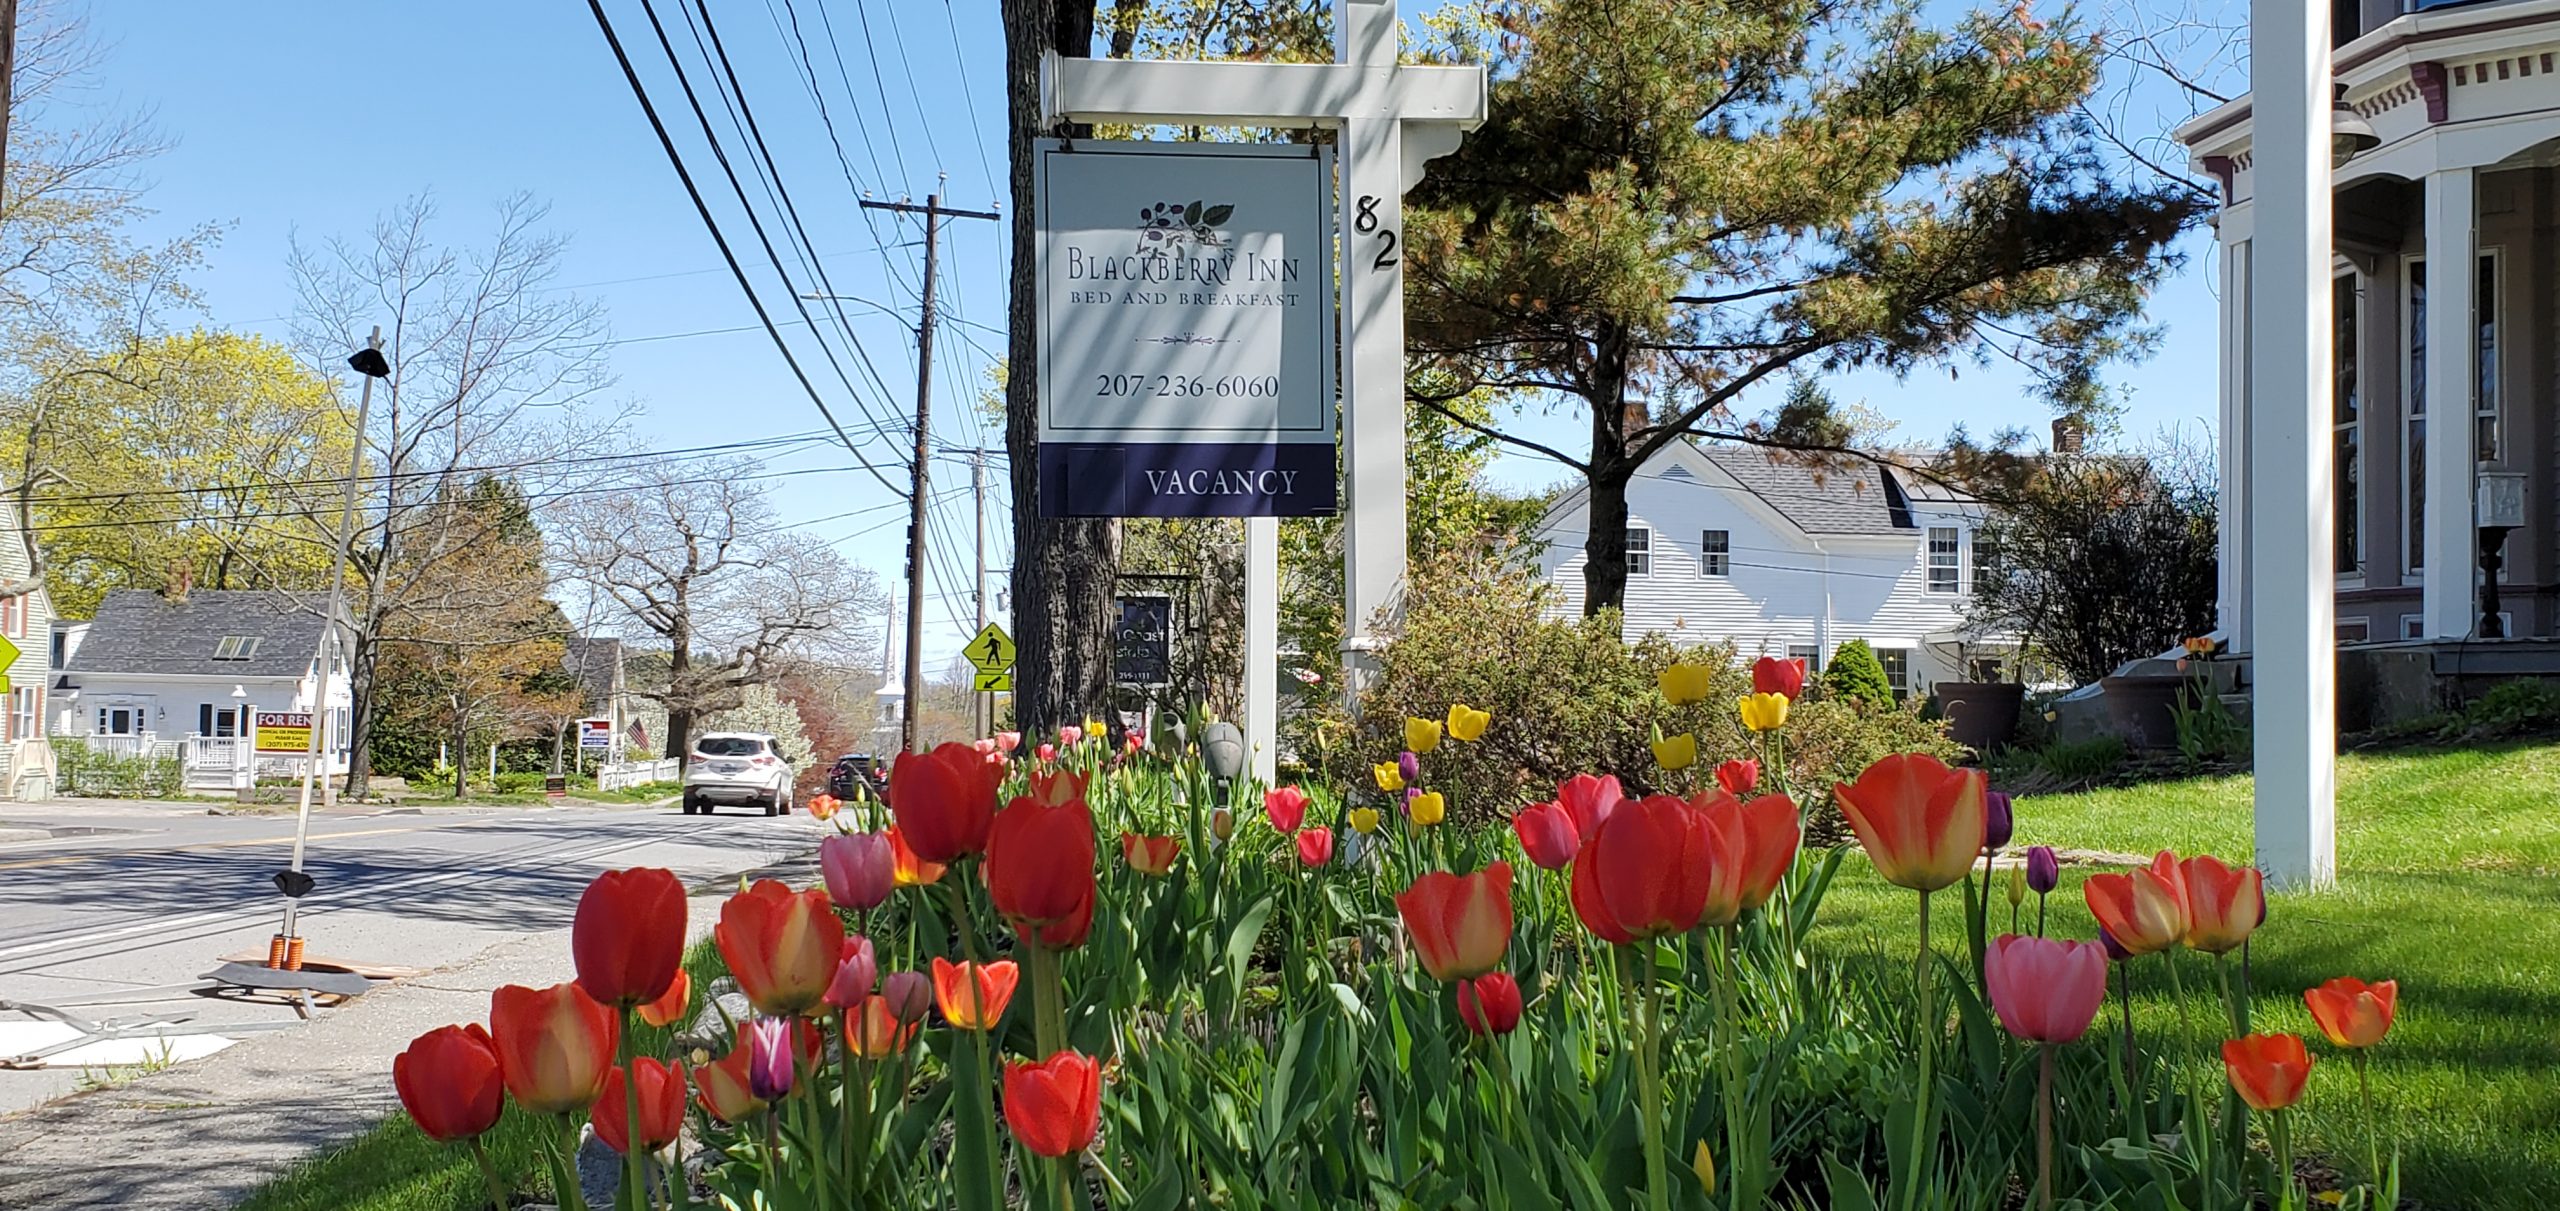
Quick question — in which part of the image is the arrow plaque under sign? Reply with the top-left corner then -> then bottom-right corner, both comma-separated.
972,670 -> 1014,693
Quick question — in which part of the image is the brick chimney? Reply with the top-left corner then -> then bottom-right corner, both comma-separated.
2051,417 -> 2085,453
162,562 -> 193,605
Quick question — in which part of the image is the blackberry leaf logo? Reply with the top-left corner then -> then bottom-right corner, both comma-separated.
1139,199 -> 1235,248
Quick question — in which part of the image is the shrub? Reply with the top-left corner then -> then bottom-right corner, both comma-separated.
1823,639 -> 1895,707
1316,552 -> 1956,827
2465,678 -> 2560,734
50,739 -> 184,799
1967,449 -> 2218,686
2031,735 -> 2126,784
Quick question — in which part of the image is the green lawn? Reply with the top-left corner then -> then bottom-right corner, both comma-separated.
1809,741 -> 2560,1211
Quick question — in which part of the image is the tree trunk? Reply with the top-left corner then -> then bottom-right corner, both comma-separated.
343,632 -> 380,799
1579,327 -> 1638,618
452,699 -> 468,799
1004,0 -> 1120,738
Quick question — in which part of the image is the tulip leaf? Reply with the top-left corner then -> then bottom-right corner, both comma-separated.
1225,893 -> 1278,1007
1130,1167 -> 1184,1211
1822,1155 -> 1884,1211
1328,981 -> 1372,1025
945,1039 -> 1003,1211
1488,1137 -> 1562,1211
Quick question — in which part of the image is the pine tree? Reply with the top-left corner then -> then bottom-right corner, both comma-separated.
1824,640 -> 1896,708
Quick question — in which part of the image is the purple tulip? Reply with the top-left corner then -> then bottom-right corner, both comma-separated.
819,832 -> 895,911
2026,845 -> 2060,895
2097,927 -> 2132,963
1983,790 -> 2015,853
881,970 -> 933,1025
744,1018 -> 795,1100
1398,750 -> 1421,785
824,935 -> 877,1010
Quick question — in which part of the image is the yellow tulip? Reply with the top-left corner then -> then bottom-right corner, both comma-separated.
1651,732 -> 1697,771
1691,1140 -> 1717,1195
1657,663 -> 1712,706
1738,692 -> 1791,732
1348,807 -> 1381,834
1404,716 -> 1443,754
1372,762 -> 1405,793
1409,791 -> 1446,827
1445,703 -> 1491,742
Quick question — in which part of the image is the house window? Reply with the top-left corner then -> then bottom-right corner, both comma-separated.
1787,643 -> 1819,672
2476,252 -> 2500,463
2333,272 -> 2361,572
1926,528 -> 1960,593
1699,530 -> 1730,577
2400,614 -> 2424,641
212,636 -> 262,661
12,688 -> 35,743
97,706 -> 140,736
2404,252 -> 2501,574
1875,648 -> 1912,697
1624,527 -> 1651,576
1972,535 -> 2002,596
2337,618 -> 2371,644
1,595 -> 20,639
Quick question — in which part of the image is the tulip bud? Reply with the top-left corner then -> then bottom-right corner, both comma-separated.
881,970 -> 933,1024
2026,845 -> 2060,894
2006,861 -> 2027,908
1210,808 -> 1235,840
1398,750 -> 1421,785
2097,927 -> 2132,963
825,936 -> 878,1010
744,1018 -> 794,1100
1983,790 -> 2015,853
1691,1140 -> 1717,1196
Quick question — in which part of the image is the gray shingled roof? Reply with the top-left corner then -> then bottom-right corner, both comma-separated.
63,590 -> 333,678
1699,446 -> 1916,535
561,636 -> 623,707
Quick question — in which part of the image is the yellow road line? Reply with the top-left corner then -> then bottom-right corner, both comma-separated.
0,820 -> 491,872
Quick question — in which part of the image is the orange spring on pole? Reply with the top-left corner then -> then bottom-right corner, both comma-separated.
266,934 -> 291,969
284,936 -> 307,972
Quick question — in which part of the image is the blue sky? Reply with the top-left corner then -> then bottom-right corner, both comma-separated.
80,1 -> 2220,674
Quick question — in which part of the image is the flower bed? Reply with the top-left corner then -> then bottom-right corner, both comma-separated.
389,659 -> 2411,1211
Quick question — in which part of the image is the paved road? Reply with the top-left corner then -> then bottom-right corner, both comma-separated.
0,796 -> 823,1116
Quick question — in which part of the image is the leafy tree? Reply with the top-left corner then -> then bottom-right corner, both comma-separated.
708,683 -> 815,770
1404,0 -> 2201,617
1823,639 -> 1896,707
1966,450 -> 2216,685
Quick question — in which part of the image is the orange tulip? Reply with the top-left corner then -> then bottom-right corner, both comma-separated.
571,866 -> 687,1009
1569,794 -> 1736,943
695,1043 -> 765,1122
593,1057 -> 687,1155
1833,754 -> 1987,893
889,741 -> 1005,862
636,968 -> 692,1029
2222,1033 -> 2313,1111
845,993 -> 917,1059
2081,851 -> 2192,957
2303,977 -> 2397,1049
393,1023 -> 504,1142
488,982 -> 619,1115
1395,862 -> 1514,981
932,957 -> 1019,1031
887,825 -> 948,887
986,792 -> 1097,933
1696,792 -> 1801,911
1121,833 -> 1182,875
2180,854 -> 2264,954
1003,1050 -> 1103,1158
716,879 -> 845,1017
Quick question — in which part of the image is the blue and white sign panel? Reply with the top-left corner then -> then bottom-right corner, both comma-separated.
1035,140 -> 1337,517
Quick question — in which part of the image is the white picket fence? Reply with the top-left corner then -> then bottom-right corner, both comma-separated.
596,758 -> 682,791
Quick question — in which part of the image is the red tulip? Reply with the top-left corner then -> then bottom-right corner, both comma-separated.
2180,854 -> 2264,954
1030,886 -> 1097,950
593,1057 -> 687,1155
1752,655 -> 1808,700
1695,792 -> 1800,911
2082,851 -> 2191,957
932,957 -> 1019,1031
2303,977 -> 2397,1049
1457,972 -> 1523,1036
572,867 -> 687,1009
636,968 -> 692,1029
1713,758 -> 1759,797
1554,773 -> 1622,840
820,832 -> 896,911
694,1043 -> 766,1122
2222,1033 -> 2314,1111
1265,786 -> 1310,833
393,1024 -> 503,1142
1510,800 -> 1580,870
716,879 -> 845,1017
1003,1050 -> 1103,1158
1833,754 -> 1987,893
845,993 -> 918,1059
1395,862 -> 1514,981
1121,833 -> 1182,875
1294,826 -> 1335,867
1985,935 -> 2109,1043
488,982 -> 618,1115
889,741 -> 1005,862
987,791 -> 1097,936
1569,794 -> 1734,943
1029,769 -> 1085,807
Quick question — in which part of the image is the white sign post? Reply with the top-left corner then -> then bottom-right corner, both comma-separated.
1043,0 -> 1488,783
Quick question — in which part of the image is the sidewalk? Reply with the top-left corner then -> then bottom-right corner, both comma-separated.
0,879 -> 755,1211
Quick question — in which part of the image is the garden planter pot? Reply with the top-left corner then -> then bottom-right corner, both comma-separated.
2099,675 -> 2184,749
1932,682 -> 2025,754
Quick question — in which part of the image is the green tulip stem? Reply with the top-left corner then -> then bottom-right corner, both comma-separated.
2272,1107 -> 2296,1204
842,1019 -> 864,1203
467,1136 -> 511,1211
2035,1043 -> 2056,1211
1031,941 -> 1068,1058
1084,1150 -> 1134,1203
1904,889 -> 1937,1211
798,1047 -> 833,1210
620,1007 -> 645,1211
2161,953 -> 2214,1189
1633,946 -> 1670,1211
2355,1050 -> 2383,1194
554,1113 -> 590,1211
946,863 -> 983,964
2035,892 -> 2047,940
2216,952 -> 2247,1037
1715,925 -> 1757,1211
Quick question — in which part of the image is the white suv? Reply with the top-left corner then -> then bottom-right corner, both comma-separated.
682,733 -> 795,816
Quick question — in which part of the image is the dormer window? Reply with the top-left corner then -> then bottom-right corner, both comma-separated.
212,636 -> 262,661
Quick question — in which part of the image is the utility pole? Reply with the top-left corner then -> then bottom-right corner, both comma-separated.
971,447 -> 989,738
860,191 -> 999,754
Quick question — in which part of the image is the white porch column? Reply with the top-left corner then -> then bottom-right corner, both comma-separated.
2246,0 -> 2337,888
2421,168 -> 2478,637
2220,235 -> 2253,649
1244,514 -> 1279,786
1336,0 -> 1408,703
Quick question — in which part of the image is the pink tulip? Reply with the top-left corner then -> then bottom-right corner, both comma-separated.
973,737 -> 998,755
1059,726 -> 1083,748
995,731 -> 1022,754
1985,934 -> 2109,1044
1036,743 -> 1057,763
1510,801 -> 1579,870
1265,786 -> 1310,833
819,832 -> 895,912
1554,773 -> 1622,841
824,935 -> 878,1010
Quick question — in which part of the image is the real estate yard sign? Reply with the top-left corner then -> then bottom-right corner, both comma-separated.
253,711 -> 314,755
1035,140 -> 1337,518
578,718 -> 614,751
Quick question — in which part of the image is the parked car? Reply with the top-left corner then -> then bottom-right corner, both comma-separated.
683,732 -> 794,816
827,753 -> 885,801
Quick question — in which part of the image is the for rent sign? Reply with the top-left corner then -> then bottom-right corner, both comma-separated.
253,711 -> 315,755
1035,140 -> 1337,518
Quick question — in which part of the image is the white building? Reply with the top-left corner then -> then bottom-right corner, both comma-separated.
0,526 -> 57,800
1534,442 -> 2010,697
53,589 -> 353,789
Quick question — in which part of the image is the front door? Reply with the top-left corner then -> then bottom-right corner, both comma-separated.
98,706 -> 140,736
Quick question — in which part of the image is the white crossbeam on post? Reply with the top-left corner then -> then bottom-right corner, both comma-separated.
1044,0 -> 1488,758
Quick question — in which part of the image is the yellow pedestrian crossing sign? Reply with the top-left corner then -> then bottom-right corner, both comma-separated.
0,632 -> 19,694
965,623 -> 1015,675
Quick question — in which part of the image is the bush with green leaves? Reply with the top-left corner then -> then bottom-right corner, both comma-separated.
1822,639 -> 1896,707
